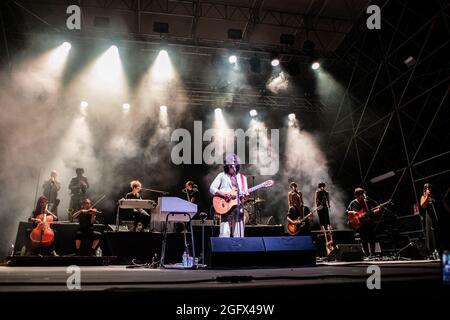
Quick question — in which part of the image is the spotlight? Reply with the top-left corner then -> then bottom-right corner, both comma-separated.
288,113 -> 296,120
62,42 -> 71,50
249,109 -> 257,117
110,45 -> 118,52
160,105 -> 167,112
80,101 -> 89,108
228,55 -> 237,64
311,62 -> 320,70
122,103 -> 130,113
270,52 -> 280,67
215,108 -> 222,115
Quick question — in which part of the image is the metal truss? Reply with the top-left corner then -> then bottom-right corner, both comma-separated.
10,0 -> 359,54
326,0 -> 450,213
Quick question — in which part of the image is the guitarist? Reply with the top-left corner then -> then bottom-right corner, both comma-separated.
210,154 -> 249,238
346,188 -> 380,257
287,182 -> 311,235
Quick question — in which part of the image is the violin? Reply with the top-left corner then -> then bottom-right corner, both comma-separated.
30,205 -> 55,247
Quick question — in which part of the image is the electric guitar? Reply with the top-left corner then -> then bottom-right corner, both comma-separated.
346,200 -> 392,229
287,205 -> 323,235
213,180 -> 274,215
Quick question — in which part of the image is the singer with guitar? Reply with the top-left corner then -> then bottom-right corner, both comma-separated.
72,198 -> 102,256
346,188 -> 383,257
287,182 -> 312,236
210,154 -> 250,238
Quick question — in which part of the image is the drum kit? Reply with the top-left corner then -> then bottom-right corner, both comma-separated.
243,197 -> 265,225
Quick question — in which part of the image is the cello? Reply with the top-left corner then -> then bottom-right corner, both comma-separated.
30,203 -> 55,247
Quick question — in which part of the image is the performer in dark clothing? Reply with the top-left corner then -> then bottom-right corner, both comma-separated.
346,187 -> 381,257
315,182 -> 331,230
287,182 -> 311,235
68,168 -> 89,220
125,180 -> 150,232
184,181 -> 199,205
183,181 -> 200,219
42,170 -> 61,216
420,183 -> 450,253
72,198 -> 102,256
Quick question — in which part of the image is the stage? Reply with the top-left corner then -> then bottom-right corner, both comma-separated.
0,260 -> 446,296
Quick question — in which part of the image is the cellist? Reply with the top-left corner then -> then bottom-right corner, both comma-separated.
29,196 -> 58,256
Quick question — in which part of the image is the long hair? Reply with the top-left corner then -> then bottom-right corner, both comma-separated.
223,154 -> 240,173
33,196 -> 48,216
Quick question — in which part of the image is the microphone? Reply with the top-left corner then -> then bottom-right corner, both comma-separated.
181,188 -> 187,192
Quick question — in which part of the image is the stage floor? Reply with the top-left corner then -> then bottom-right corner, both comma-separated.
0,259 -> 444,292
1,259 -> 448,316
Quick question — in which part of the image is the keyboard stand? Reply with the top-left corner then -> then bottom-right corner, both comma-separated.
160,213 -> 195,268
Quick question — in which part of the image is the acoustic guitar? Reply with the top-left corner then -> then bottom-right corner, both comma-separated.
213,180 -> 274,215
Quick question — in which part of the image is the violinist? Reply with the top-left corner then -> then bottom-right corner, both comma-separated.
68,168 -> 89,220
72,198 -> 102,256
29,196 -> 58,256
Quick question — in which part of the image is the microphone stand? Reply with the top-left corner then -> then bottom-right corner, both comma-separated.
141,187 -> 169,195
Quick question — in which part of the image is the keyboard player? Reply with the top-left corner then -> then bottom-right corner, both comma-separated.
125,180 -> 150,231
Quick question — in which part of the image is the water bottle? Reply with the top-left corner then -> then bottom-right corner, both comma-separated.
96,247 -> 102,257
182,250 -> 188,267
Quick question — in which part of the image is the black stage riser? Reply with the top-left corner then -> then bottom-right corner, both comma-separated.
13,222 -> 285,265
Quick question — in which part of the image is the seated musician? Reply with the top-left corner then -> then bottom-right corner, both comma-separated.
72,199 -> 102,256
287,182 -> 312,235
346,188 -> 380,257
29,196 -> 58,256
125,180 -> 149,232
184,180 -> 200,219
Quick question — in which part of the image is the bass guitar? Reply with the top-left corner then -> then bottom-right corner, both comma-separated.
346,200 -> 392,229
213,180 -> 274,215
287,205 -> 323,235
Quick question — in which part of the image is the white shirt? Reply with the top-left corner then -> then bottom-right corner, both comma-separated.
209,172 -> 248,195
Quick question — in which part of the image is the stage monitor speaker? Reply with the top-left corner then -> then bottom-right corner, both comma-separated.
263,236 -> 316,267
210,236 -> 315,268
328,244 -> 364,262
210,237 -> 265,268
